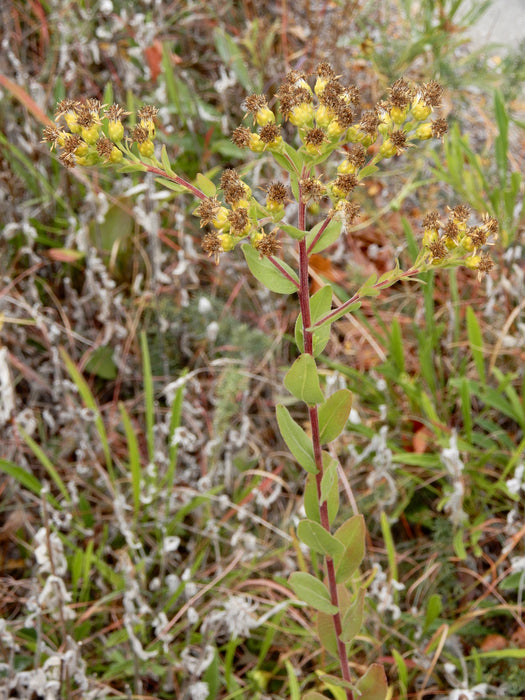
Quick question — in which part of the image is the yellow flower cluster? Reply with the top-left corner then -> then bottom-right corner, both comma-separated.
196,169 -> 282,262
232,65 -> 447,169
42,99 -> 158,168
421,206 -> 498,278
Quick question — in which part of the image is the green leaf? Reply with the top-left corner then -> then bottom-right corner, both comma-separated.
242,244 -> 299,294
354,664 -> 388,700
289,572 -> 337,614
302,693 -> 329,700
195,172 -> 216,198
284,354 -> 324,405
466,305 -> 485,384
119,403 -> 141,517
309,300 -> 362,331
213,28 -> 254,92
318,389 -> 352,443
304,473 -> 320,523
295,285 -> 332,357
358,163 -> 380,179
424,593 -> 442,632
285,659 -> 301,700
60,347 -> 115,483
276,404 -> 318,474
340,588 -> 365,642
320,457 -> 338,505
280,223 -> 307,240
321,454 -> 340,525
85,345 -> 118,380
18,427 -> 71,503
334,515 -> 365,583
306,218 -> 343,254
154,176 -> 187,193
160,145 -> 176,176
0,459 -> 58,508
297,519 -> 345,559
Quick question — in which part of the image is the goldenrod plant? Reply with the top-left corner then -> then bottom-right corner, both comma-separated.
43,64 -> 497,699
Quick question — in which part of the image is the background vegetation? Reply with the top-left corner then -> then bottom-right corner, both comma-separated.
1,1 -> 524,698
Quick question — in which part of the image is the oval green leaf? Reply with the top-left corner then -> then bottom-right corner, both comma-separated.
340,588 -> 365,643
276,404 -> 318,474
242,244 -> 299,294
318,389 -> 352,444
354,664 -> 388,700
284,354 -> 324,405
334,515 -> 365,583
297,519 -> 345,560
289,572 -> 338,614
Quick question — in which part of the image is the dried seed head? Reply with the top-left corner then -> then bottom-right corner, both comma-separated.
259,122 -> 281,144
359,110 -> 379,135
304,127 -> 326,148
254,230 -> 280,258
450,204 -> 471,223
195,198 -> 222,227
202,231 -> 223,263
422,211 -> 441,230
96,136 -> 115,160
427,238 -> 448,260
333,173 -> 358,197
300,177 -> 325,203
54,99 -> 80,120
421,80 -> 443,107
389,78 -> 413,108
105,103 -> 130,122
59,151 -> 76,169
390,130 -> 408,153
443,219 -> 460,242
231,126 -> 252,148
221,169 -> 247,205
137,105 -> 159,121
227,207 -> 250,234
266,182 -> 288,205
431,118 -> 448,139
132,125 -> 150,143
61,133 -> 83,154
345,144 -> 366,169
41,125 -> 64,147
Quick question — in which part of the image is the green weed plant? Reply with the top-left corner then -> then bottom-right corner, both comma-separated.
39,63 -> 501,699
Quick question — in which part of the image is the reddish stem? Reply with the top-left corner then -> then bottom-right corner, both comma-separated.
297,180 -> 354,699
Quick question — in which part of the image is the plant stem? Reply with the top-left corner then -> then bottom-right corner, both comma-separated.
297,183 -> 354,699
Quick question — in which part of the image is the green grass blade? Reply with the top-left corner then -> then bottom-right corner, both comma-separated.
0,459 -> 59,509
119,402 -> 142,517
60,347 -> 115,484
18,427 -> 71,503
140,332 -> 155,463
466,306 -> 485,384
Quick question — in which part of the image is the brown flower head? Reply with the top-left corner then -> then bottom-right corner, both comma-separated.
231,126 -> 252,149
105,104 -> 130,122
131,125 -> 150,144
266,182 -> 288,205
389,78 -> 413,109
431,118 -> 448,139
333,173 -> 358,196
254,230 -> 280,258
227,207 -> 250,235
195,197 -> 222,227
421,80 -> 443,107
96,136 -> 115,161
259,123 -> 281,145
202,231 -> 223,263
221,169 -> 247,206
300,176 -> 325,203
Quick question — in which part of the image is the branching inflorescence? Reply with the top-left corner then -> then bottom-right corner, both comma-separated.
43,64 -> 498,700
